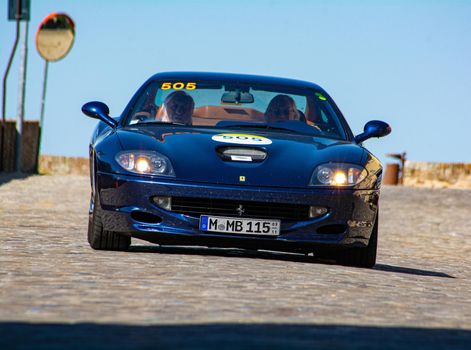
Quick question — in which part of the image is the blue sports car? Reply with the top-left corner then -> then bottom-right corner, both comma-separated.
82,72 -> 390,268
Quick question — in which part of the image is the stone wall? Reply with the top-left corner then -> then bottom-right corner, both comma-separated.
403,161 -> 471,189
0,120 -> 40,172
39,155 -> 89,175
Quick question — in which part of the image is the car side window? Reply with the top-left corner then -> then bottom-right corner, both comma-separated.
317,103 -> 345,139
128,84 -> 160,124
320,109 -> 329,123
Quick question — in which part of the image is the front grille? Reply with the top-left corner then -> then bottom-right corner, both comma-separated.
171,196 -> 309,221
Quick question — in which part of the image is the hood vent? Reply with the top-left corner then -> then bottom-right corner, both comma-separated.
217,147 -> 267,162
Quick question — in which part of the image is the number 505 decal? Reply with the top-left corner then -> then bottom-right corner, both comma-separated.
161,82 -> 196,90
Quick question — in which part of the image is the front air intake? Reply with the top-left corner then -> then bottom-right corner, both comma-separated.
171,196 -> 309,221
316,224 -> 348,234
217,147 -> 267,162
131,210 -> 162,224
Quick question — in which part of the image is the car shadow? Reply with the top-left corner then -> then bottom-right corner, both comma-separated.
373,264 -> 454,278
0,172 -> 32,186
128,245 -> 454,278
1,322 -> 470,350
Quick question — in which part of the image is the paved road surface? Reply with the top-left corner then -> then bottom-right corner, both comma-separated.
0,175 -> 470,349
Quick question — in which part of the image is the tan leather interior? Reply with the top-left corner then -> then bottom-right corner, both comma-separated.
155,105 -> 265,126
152,97 -> 320,127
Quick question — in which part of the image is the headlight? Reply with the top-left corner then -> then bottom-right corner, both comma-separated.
310,163 -> 367,186
115,151 -> 175,176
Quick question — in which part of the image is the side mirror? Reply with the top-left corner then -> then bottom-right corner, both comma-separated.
354,120 -> 391,144
82,101 -> 118,128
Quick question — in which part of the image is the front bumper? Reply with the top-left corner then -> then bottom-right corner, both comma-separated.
96,172 -> 379,252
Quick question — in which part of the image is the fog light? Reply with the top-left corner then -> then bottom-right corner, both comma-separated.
309,206 -> 328,218
152,196 -> 172,210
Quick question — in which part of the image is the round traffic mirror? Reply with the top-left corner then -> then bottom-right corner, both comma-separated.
36,13 -> 75,62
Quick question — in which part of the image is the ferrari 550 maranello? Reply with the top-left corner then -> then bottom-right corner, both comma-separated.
82,72 -> 391,268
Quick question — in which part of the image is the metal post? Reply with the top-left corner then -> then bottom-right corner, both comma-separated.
15,19 -> 29,172
37,60 -> 49,169
39,61 -> 49,129
399,152 -> 407,185
1,14 -> 21,171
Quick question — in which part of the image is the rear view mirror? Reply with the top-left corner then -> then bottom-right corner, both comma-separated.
221,91 -> 254,104
240,92 -> 254,103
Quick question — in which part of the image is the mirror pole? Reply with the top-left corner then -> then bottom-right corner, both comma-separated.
36,59 -> 49,172
15,19 -> 29,172
39,60 -> 48,130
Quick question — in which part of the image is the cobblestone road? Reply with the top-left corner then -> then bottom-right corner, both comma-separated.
0,175 -> 470,348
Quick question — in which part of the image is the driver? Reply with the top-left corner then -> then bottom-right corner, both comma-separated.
265,94 -> 300,123
161,91 -> 195,125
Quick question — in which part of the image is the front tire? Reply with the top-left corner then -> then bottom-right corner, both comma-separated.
88,193 -> 131,251
335,213 -> 378,268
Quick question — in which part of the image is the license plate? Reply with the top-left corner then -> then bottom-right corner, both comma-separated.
199,215 -> 280,236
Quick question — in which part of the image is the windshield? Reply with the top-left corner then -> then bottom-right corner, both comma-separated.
124,79 -> 347,139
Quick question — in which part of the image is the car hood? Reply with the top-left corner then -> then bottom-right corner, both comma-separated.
116,126 -> 365,188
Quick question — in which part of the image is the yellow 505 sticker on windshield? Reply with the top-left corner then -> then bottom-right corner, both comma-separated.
212,133 -> 272,145
161,82 -> 196,90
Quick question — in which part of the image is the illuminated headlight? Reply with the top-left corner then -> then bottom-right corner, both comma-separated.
115,151 -> 175,176
310,163 -> 367,186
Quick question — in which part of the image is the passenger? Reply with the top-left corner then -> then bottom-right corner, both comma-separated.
265,94 -> 300,123
162,91 -> 194,125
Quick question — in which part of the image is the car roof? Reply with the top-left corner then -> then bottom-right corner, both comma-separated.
148,71 -> 325,91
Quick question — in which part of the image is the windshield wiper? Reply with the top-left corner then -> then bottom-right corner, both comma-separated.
220,122 -> 297,132
132,121 -> 187,126
218,121 -> 320,136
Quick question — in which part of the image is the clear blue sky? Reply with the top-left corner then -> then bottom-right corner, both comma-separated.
1,0 -> 470,162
